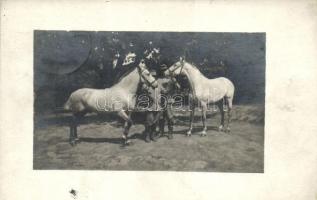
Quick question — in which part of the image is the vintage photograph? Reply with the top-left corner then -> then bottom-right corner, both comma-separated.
33,31 -> 265,172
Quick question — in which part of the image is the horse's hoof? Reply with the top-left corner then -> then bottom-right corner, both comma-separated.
151,133 -> 160,142
168,134 -> 173,140
151,137 -> 158,142
218,126 -> 224,132
121,139 -> 133,147
225,128 -> 231,133
145,137 -> 151,143
200,131 -> 207,137
70,140 -> 77,146
186,131 -> 192,137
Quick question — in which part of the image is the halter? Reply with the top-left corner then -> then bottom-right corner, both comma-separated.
167,59 -> 185,76
137,60 -> 158,89
166,59 -> 197,101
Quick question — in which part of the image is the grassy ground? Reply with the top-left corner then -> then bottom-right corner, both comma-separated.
33,104 -> 264,172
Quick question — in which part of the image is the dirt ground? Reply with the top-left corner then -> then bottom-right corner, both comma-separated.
33,105 -> 264,172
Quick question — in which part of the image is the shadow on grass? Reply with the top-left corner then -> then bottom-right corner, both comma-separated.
172,126 -> 219,135
79,137 -> 123,144
76,125 -> 221,145
174,112 -> 219,123
78,131 -> 146,145
34,113 -> 121,128
34,112 -> 154,129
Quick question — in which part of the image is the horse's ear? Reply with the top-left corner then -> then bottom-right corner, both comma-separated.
139,59 -> 146,68
180,56 -> 185,63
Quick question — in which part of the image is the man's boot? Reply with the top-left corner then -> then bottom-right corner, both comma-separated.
144,127 -> 151,143
167,124 -> 173,140
150,126 -> 158,142
167,130 -> 173,140
158,119 -> 165,137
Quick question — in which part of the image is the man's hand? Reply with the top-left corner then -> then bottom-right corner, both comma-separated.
172,77 -> 181,89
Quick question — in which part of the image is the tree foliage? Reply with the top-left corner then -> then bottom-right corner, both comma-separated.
34,31 -> 265,112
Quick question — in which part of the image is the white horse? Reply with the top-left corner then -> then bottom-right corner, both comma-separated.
164,58 -> 235,136
64,60 -> 159,145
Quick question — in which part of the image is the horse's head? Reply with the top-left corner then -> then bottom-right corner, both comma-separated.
164,57 -> 185,77
138,59 -> 158,88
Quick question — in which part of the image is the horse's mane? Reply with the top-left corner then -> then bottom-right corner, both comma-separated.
180,61 -> 203,76
185,61 -> 200,71
113,66 -> 137,85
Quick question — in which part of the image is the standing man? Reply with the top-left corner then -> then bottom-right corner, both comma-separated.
143,41 -> 162,111
157,64 -> 180,139
144,41 -> 161,76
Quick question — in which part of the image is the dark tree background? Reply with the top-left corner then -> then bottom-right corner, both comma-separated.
34,31 -> 265,113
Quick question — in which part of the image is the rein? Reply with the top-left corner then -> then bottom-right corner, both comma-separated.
168,60 -> 185,76
137,64 -> 157,89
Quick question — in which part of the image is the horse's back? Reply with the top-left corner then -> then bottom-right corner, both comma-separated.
69,88 -> 96,101
64,88 -> 97,112
217,77 -> 234,87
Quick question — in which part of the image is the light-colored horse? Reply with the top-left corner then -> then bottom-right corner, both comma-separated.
164,58 -> 235,136
64,60 -> 159,145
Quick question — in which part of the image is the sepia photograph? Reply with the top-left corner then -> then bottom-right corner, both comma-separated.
33,31 -> 265,172
2,1 -> 317,200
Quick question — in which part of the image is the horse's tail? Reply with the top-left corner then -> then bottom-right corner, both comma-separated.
63,97 -> 72,111
218,77 -> 234,111
224,78 -> 235,109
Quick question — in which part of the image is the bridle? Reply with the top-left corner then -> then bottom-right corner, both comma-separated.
166,59 -> 196,98
137,60 -> 158,89
163,60 -> 186,91
167,59 -> 185,76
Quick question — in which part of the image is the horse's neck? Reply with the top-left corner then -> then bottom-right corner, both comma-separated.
183,63 -> 206,90
113,68 -> 140,94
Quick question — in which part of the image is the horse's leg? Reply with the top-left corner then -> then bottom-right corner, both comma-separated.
200,103 -> 207,137
144,124 -> 151,143
158,112 -> 166,137
73,116 -> 78,141
69,114 -> 79,146
123,120 -> 132,144
150,123 -> 158,142
167,118 -> 174,140
217,101 -> 225,132
73,111 -> 87,141
144,112 -> 153,143
187,104 -> 195,136
123,111 -> 133,143
150,111 -> 161,142
69,116 -> 75,145
225,97 -> 233,133
118,110 -> 133,145
118,110 -> 133,124
167,105 -> 174,139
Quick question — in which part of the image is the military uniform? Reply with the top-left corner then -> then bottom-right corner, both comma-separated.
135,43 -> 161,142
141,43 -> 179,141
142,44 -> 162,111
157,65 -> 179,139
